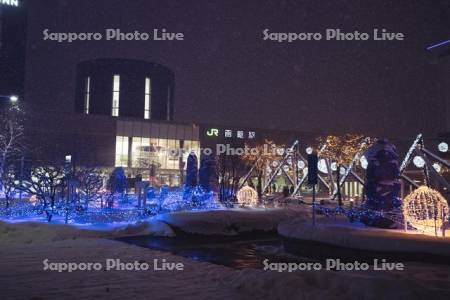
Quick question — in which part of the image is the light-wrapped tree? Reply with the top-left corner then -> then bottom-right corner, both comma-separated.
318,134 -> 371,206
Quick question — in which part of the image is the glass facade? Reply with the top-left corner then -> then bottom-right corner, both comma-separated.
115,120 -> 200,187
112,75 -> 120,116
115,136 -> 129,167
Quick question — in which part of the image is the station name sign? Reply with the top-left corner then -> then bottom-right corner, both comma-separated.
206,128 -> 256,140
0,0 -> 19,7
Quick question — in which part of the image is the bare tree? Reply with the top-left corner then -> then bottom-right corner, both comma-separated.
216,153 -> 246,205
74,167 -> 104,210
0,105 -> 24,208
242,140 -> 283,200
1,166 -> 18,209
20,165 -> 65,221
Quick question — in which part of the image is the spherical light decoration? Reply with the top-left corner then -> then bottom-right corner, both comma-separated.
283,165 -> 290,172
403,186 -> 449,236
433,163 -> 441,173
330,162 -> 337,171
339,167 -> 346,175
237,185 -> 259,207
276,148 -> 285,156
306,147 -> 313,155
438,142 -> 448,153
318,159 -> 328,174
271,161 -> 279,168
413,156 -> 425,168
297,161 -> 306,169
277,170 -> 282,176
360,155 -> 368,169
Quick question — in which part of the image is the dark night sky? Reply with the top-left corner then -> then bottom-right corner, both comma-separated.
25,0 -> 450,139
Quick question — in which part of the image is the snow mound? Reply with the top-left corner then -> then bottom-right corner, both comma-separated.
278,218 -> 450,257
112,219 -> 175,238
0,219 -> 174,245
158,208 -> 301,236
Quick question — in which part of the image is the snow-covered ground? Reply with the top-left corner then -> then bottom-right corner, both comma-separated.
278,216 -> 450,257
1,220 -> 450,299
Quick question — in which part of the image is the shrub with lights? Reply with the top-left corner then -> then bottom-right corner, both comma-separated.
362,139 -> 402,228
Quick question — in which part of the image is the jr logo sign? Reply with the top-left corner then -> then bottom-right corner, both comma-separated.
206,128 -> 219,137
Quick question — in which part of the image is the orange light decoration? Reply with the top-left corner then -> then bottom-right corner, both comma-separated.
403,186 -> 449,236
237,185 -> 258,207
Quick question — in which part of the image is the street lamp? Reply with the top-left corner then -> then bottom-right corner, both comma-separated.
0,95 -> 19,103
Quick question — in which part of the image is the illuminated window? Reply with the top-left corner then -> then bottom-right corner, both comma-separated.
132,137 -> 151,168
115,136 -> 129,167
112,75 -> 120,117
84,77 -> 91,114
144,77 -> 151,119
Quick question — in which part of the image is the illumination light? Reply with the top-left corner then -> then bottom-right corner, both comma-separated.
330,162 -> 337,171
403,186 -> 449,236
413,156 -> 425,168
438,142 -> 448,153
306,147 -> 313,155
297,161 -> 306,169
318,159 -> 328,174
237,185 -> 258,207
9,95 -> 19,102
433,163 -> 441,173
360,156 -> 368,169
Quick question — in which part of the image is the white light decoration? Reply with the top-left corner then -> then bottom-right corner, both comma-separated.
237,185 -> 258,207
339,166 -> 346,175
413,156 -> 425,168
330,162 -> 337,171
271,161 -> 279,168
297,160 -> 306,169
283,165 -> 290,172
438,142 -> 448,153
433,163 -> 441,173
360,155 -> 368,169
318,159 -> 328,174
276,148 -> 285,156
277,169 -> 282,176
403,186 -> 449,236
306,147 -> 313,155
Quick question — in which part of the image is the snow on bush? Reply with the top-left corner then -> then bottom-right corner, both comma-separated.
158,208 -> 302,236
